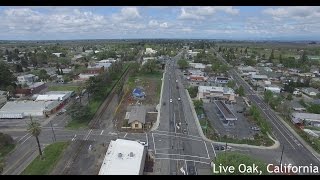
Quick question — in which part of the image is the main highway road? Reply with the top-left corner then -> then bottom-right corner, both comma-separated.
214,49 -> 320,166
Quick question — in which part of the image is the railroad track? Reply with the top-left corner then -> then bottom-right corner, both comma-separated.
89,65 -> 131,129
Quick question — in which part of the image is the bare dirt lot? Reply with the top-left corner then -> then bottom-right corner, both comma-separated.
114,73 -> 162,132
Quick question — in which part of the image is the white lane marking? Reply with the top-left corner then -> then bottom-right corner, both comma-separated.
100,130 -> 104,135
204,141 -> 210,159
184,160 -> 188,175
211,143 -> 217,159
154,157 -> 210,165
153,132 -> 203,142
152,133 -> 157,154
180,167 -> 186,175
124,133 -> 127,138
153,130 -> 202,139
84,129 -> 93,141
21,135 -> 32,145
155,152 -> 210,160
71,134 -> 77,141
18,133 -> 29,143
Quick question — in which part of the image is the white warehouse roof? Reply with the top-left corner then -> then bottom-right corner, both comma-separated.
0,101 -> 60,118
99,139 -> 146,175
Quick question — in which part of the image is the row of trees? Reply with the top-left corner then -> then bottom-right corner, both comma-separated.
248,105 -> 271,135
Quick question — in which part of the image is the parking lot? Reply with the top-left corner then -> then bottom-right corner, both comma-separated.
203,96 -> 257,139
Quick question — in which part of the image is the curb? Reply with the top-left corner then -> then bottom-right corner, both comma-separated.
151,70 -> 165,132
185,89 -> 280,150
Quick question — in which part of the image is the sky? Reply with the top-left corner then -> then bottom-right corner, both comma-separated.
0,6 -> 320,40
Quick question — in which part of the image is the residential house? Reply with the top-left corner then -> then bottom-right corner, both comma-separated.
128,106 -> 146,130
290,101 -> 306,112
251,74 -> 268,81
238,66 -> 259,76
17,74 -> 38,85
291,112 -> 320,127
301,87 -> 320,96
197,86 -> 235,103
188,70 -> 204,76
15,82 -> 46,97
264,86 -> 281,94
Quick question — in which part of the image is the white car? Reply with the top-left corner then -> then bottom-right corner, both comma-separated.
178,98 -> 181,101
176,80 -> 178,83
170,99 -> 173,103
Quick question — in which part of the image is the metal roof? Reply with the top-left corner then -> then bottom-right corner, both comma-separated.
214,100 -> 237,121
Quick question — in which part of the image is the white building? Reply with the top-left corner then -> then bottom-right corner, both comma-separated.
238,66 -> 259,76
98,139 -> 146,175
145,48 -> 157,55
0,100 -> 60,119
17,74 -> 38,85
189,63 -> 206,70
36,91 -> 73,102
87,61 -> 112,70
264,86 -> 281,94
142,57 -> 156,66
78,73 -> 98,80
52,53 -> 63,57
197,86 -> 235,102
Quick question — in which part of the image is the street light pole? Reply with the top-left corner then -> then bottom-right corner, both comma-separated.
50,120 -> 56,142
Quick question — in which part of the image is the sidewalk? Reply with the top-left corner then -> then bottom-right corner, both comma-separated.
151,71 -> 165,132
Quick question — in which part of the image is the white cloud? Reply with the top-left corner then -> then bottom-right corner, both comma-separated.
159,22 -> 168,28
148,20 -> 159,27
148,20 -> 169,28
263,6 -> 320,20
112,7 -> 141,22
178,6 -> 239,20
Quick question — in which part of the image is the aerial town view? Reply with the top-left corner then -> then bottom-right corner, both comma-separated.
0,6 -> 320,175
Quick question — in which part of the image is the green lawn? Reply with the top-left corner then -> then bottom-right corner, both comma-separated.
213,152 -> 269,175
304,126 -> 320,131
21,142 -> 69,175
48,85 -> 79,92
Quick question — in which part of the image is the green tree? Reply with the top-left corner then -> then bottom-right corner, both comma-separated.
226,80 -> 236,89
187,86 -> 198,98
142,59 -> 157,73
287,94 -> 293,101
307,104 -> 320,114
67,104 -> 91,122
235,85 -> 245,96
300,51 -> 308,64
193,99 -> 203,111
177,59 -> 189,69
27,116 -> 42,157
0,62 -> 15,89
38,69 -> 50,82
6,85 -> 15,96
279,54 -> 283,64
264,90 -> 273,104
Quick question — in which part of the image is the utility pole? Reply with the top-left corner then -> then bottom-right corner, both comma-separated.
279,145 -> 284,166
50,120 -> 56,142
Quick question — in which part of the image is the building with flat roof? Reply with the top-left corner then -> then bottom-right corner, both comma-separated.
36,91 -> 73,102
197,86 -> 235,103
98,139 -> 146,175
0,100 -> 60,119
214,100 -> 237,122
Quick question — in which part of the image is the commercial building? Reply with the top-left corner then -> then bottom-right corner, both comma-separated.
98,139 -> 146,175
188,69 -> 204,76
189,63 -> 206,70
145,48 -> 157,55
238,66 -> 259,76
15,82 -> 46,97
0,100 -> 60,119
197,86 -> 235,103
215,77 -> 229,85
36,91 -> 73,102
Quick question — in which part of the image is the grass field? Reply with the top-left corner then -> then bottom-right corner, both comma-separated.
21,142 -> 69,175
48,85 -> 79,92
